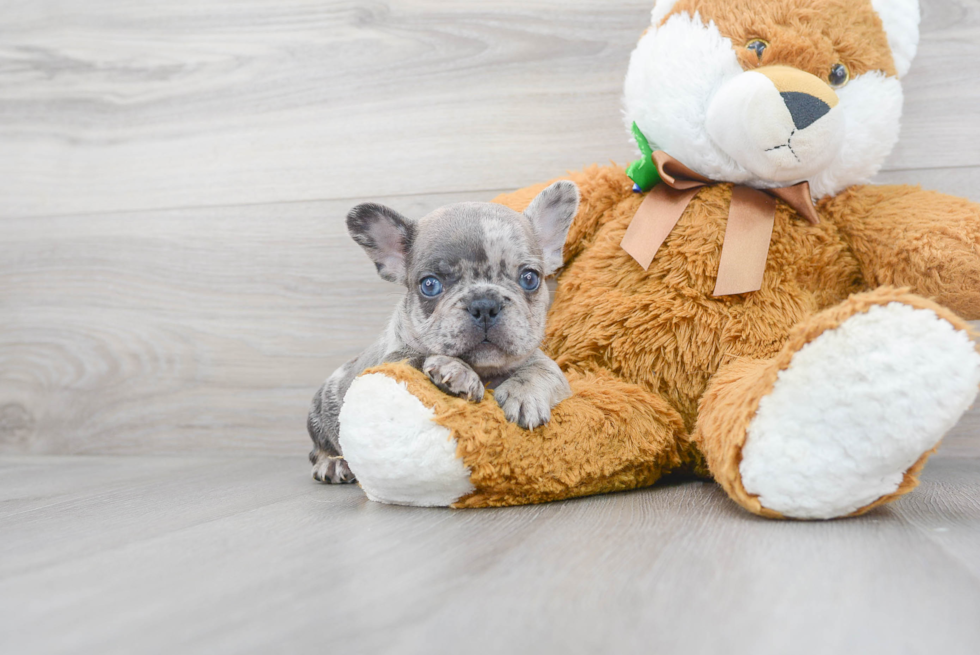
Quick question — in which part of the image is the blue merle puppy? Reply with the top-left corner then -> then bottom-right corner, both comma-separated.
308,181 -> 579,483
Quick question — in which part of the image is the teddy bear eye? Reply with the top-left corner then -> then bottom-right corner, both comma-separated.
828,63 -> 850,88
745,39 -> 768,61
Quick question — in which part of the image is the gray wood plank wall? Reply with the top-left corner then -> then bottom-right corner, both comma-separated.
1,0 -> 979,456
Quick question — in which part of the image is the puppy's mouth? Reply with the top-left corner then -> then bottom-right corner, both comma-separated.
471,337 -> 503,352
462,334 -> 511,360
461,337 -> 526,376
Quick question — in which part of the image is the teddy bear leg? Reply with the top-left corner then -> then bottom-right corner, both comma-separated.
338,363 -> 690,508
694,289 -> 980,519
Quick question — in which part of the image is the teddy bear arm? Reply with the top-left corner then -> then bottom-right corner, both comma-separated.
830,185 -> 980,319
454,367 -> 695,507
339,362 -> 693,507
493,165 -> 633,269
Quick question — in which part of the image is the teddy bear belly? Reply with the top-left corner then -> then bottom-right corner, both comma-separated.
544,188 -> 865,430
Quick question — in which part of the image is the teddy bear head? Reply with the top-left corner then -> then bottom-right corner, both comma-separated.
623,0 -> 919,198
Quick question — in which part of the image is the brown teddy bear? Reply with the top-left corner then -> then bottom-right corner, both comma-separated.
334,0 -> 980,519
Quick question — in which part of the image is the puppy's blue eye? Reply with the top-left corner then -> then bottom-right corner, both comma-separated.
419,276 -> 443,297
519,270 -> 540,291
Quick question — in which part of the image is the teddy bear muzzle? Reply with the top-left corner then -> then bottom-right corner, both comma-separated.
706,64 -> 845,183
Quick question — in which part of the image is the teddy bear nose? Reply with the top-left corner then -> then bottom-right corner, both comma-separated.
467,297 -> 502,328
780,91 -> 831,131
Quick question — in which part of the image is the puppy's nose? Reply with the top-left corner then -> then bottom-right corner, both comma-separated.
467,297 -> 502,328
780,92 -> 831,131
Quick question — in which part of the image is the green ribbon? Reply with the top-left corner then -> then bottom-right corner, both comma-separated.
625,122 -> 662,192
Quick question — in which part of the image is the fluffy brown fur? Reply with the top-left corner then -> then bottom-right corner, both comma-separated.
365,361 -> 695,508
665,0 -> 898,78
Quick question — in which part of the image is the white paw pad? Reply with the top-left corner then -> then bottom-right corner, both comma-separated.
740,303 -> 980,519
338,373 -> 475,507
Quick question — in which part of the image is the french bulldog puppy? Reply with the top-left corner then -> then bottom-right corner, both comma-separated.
308,181 -> 580,483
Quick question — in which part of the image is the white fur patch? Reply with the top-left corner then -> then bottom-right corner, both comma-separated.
807,72 -> 904,199
740,303 -> 980,519
872,0 -> 920,78
623,11 -> 906,199
339,373 -> 475,507
624,13 -> 747,186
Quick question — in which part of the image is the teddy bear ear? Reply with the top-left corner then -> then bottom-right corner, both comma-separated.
871,0 -> 920,78
650,0 -> 681,27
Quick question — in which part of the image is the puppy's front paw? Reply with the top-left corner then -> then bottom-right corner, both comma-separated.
311,454 -> 356,484
493,380 -> 554,430
423,355 -> 485,402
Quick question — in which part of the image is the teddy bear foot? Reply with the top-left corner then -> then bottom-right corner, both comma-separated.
338,372 -> 475,507
738,302 -> 980,519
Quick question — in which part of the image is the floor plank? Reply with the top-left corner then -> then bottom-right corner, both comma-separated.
873,165 -> 980,199
1,455 -> 979,655
940,399 -> 980,459
1,0 -> 978,217
0,190 -> 501,456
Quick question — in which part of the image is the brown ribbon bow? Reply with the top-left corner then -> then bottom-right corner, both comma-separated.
620,151 -> 820,296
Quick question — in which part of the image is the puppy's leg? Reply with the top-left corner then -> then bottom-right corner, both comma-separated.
494,350 -> 571,429
308,343 -> 423,483
310,450 -> 356,484
307,363 -> 357,484
423,355 -> 485,402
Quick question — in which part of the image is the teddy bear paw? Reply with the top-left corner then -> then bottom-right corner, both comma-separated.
739,302 -> 980,519
338,372 -> 475,506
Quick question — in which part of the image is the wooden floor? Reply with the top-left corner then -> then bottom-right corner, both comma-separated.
2,1 -> 980,653
0,455 -> 979,655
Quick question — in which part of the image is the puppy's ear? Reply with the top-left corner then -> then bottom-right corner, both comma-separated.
346,203 -> 415,284
523,181 -> 580,275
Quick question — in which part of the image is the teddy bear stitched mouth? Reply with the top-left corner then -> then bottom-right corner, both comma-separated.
703,68 -> 845,183
765,129 -> 801,163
